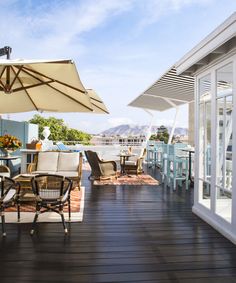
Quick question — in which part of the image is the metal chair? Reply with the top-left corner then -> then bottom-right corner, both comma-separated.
0,176 -> 20,236
166,144 -> 189,190
146,142 -> 156,168
30,174 -> 73,235
159,144 -> 169,182
146,141 -> 164,168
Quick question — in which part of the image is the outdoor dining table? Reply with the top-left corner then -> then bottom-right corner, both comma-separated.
0,155 -> 21,168
180,147 -> 195,185
117,153 -> 136,175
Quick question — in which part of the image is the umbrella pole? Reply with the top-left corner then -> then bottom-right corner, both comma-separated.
0,46 -> 12,58
0,46 -> 12,92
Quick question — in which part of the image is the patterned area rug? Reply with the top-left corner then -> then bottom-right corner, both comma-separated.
4,186 -> 85,223
93,174 -> 159,186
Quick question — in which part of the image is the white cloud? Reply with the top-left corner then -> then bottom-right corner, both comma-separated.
0,0 -> 134,58
138,0 -> 212,27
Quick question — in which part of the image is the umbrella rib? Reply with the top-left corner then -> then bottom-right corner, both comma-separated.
14,66 -> 93,111
12,80 -> 54,92
90,97 -> 103,103
11,67 -> 39,111
0,66 -> 6,89
91,102 -> 109,114
9,66 -> 23,90
21,66 -> 86,94
48,84 -> 94,111
0,66 -> 6,80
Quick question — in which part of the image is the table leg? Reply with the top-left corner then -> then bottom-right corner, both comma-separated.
188,152 -> 194,186
120,156 -> 125,175
188,151 -> 191,181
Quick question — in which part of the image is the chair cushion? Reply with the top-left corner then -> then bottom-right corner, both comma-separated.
3,188 -> 16,203
0,172 -> 10,178
39,190 -> 60,200
37,152 -> 59,172
125,160 -> 136,165
56,171 -> 78,178
57,152 -> 80,172
128,148 -> 144,162
32,171 -> 57,175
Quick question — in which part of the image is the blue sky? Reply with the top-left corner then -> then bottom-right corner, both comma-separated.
0,0 -> 236,133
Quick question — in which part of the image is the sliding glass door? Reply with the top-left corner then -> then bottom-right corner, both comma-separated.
198,74 -> 212,209
215,63 -> 233,223
196,57 -> 234,225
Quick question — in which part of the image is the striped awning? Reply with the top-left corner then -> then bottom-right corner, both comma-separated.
128,66 -> 194,111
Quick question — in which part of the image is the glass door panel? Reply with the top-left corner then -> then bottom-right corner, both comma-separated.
215,63 -> 233,223
198,74 -> 211,208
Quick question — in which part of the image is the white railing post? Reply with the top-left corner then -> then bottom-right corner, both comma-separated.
168,106 -> 180,144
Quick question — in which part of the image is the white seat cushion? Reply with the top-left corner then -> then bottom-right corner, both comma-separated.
57,152 -> 80,172
128,148 -> 144,162
0,172 -> 10,178
3,188 -> 16,203
56,171 -> 78,178
37,152 -> 59,172
32,171 -> 57,175
125,160 -> 136,165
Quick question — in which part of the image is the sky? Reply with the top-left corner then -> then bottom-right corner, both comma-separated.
0,0 -> 236,134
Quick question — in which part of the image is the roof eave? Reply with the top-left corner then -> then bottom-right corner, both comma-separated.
176,12 -> 236,76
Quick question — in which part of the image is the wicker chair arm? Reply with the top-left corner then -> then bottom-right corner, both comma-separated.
100,161 -> 117,174
100,160 -> 117,169
27,163 -> 37,173
0,165 -> 10,173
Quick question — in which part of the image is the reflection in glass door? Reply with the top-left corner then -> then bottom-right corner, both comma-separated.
198,74 -> 211,209
215,63 -> 233,223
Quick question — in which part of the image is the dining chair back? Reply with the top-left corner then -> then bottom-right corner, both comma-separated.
30,174 -> 73,235
166,144 -> 189,190
0,176 -> 20,236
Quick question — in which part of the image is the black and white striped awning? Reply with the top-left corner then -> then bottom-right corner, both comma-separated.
128,66 -> 194,111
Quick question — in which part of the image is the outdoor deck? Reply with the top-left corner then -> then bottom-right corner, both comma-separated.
1,166 -> 236,283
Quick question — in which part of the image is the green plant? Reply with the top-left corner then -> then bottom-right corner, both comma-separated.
29,114 -> 92,144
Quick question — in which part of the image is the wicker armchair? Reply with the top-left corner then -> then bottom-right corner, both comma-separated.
84,150 -> 117,180
124,148 -> 147,175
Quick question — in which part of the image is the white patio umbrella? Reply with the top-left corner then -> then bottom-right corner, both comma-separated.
0,58 -> 94,113
86,89 -> 109,114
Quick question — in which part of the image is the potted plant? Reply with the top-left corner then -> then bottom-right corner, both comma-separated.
0,134 -> 22,156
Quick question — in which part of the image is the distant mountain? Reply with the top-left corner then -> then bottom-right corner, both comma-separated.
100,124 -> 188,136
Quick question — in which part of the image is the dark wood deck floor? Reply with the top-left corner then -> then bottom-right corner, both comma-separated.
1,166 -> 236,283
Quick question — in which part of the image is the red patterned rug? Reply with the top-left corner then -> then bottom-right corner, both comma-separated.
5,187 -> 84,223
93,174 -> 159,186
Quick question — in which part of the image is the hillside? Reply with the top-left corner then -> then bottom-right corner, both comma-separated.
100,124 -> 188,136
